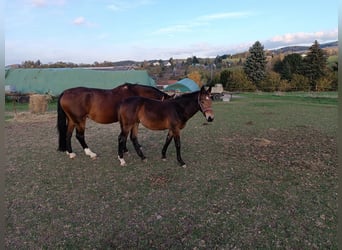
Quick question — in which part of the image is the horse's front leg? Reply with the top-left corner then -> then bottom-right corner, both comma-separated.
76,122 -> 97,159
118,131 -> 128,166
173,133 -> 186,168
161,130 -> 173,160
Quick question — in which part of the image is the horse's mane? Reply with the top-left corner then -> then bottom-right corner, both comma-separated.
172,90 -> 199,100
122,82 -> 169,97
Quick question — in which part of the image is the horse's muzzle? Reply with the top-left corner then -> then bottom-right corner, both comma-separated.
206,116 -> 214,122
202,108 -> 214,122
205,112 -> 214,122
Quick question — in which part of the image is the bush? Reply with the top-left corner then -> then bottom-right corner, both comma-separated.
226,69 -> 255,91
290,74 -> 310,91
278,79 -> 291,92
258,72 -> 281,92
316,77 -> 333,91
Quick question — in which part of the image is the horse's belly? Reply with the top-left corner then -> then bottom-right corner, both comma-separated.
88,111 -> 118,124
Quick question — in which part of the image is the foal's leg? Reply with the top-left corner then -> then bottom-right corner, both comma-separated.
122,127 -> 142,153
118,129 -> 129,166
75,121 -> 97,159
161,130 -> 173,160
66,121 -> 76,159
173,132 -> 186,167
130,123 -> 146,161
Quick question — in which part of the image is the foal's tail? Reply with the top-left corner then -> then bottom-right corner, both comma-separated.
57,93 -> 67,151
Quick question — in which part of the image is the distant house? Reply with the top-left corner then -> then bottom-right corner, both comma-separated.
5,68 -> 156,95
164,78 -> 200,93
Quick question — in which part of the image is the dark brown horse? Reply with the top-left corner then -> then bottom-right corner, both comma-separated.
57,83 -> 171,158
117,85 -> 214,167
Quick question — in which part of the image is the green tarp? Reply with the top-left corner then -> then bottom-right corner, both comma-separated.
164,78 -> 200,93
5,68 -> 156,95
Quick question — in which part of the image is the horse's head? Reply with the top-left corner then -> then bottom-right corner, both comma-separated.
198,86 -> 214,122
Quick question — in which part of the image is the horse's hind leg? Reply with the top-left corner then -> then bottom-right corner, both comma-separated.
130,123 -> 146,161
66,121 -> 76,159
76,121 -> 97,159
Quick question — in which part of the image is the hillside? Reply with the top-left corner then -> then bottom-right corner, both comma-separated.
269,41 -> 338,54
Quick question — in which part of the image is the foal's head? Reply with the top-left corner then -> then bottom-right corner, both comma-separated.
198,86 -> 214,122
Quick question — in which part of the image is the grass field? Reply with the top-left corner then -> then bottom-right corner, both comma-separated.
5,93 -> 337,249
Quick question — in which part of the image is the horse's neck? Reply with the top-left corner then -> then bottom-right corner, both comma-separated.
175,92 -> 200,119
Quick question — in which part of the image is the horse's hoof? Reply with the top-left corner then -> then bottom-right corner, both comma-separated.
84,148 -> 97,159
118,156 -> 127,166
181,164 -> 187,168
67,152 -> 76,159
142,158 -> 147,163
162,158 -> 167,162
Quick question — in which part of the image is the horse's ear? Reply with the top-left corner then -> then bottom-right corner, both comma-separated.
200,85 -> 206,93
200,85 -> 211,93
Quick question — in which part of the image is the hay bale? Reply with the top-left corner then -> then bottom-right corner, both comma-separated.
29,94 -> 50,114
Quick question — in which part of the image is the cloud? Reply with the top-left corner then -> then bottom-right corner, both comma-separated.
153,11 -> 252,36
73,16 -> 86,25
107,0 -> 154,11
265,29 -> 338,48
30,0 -> 46,7
72,16 -> 97,28
198,11 -> 251,21
29,0 -> 66,7
153,23 -> 203,36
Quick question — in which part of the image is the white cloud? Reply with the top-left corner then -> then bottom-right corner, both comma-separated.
107,0 -> 154,11
72,16 -> 97,28
265,29 -> 338,48
153,11 -> 252,36
153,23 -> 203,36
73,16 -> 86,25
198,11 -> 251,21
30,0 -> 46,7
29,0 -> 66,7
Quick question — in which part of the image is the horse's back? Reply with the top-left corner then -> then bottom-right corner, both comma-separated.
60,87 -> 120,123
119,96 -> 177,130
59,84 -> 168,124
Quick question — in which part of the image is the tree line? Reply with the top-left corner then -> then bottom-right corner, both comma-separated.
15,40 -> 337,92
215,40 -> 338,92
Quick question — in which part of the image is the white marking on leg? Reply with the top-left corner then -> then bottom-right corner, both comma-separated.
84,148 -> 97,159
118,155 -> 127,166
67,152 -> 76,159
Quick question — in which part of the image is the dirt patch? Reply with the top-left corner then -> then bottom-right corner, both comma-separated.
221,126 -> 337,172
7,111 -> 57,123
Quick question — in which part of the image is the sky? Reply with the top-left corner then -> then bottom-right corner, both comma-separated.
5,0 -> 338,65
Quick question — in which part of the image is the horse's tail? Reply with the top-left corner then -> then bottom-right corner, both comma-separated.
57,92 -> 67,151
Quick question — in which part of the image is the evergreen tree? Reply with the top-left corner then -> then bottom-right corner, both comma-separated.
274,53 -> 304,80
220,69 -> 231,89
192,56 -> 199,65
303,40 -> 327,90
243,41 -> 267,88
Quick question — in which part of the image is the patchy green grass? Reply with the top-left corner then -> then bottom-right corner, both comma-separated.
5,93 -> 337,249
5,100 -> 57,120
